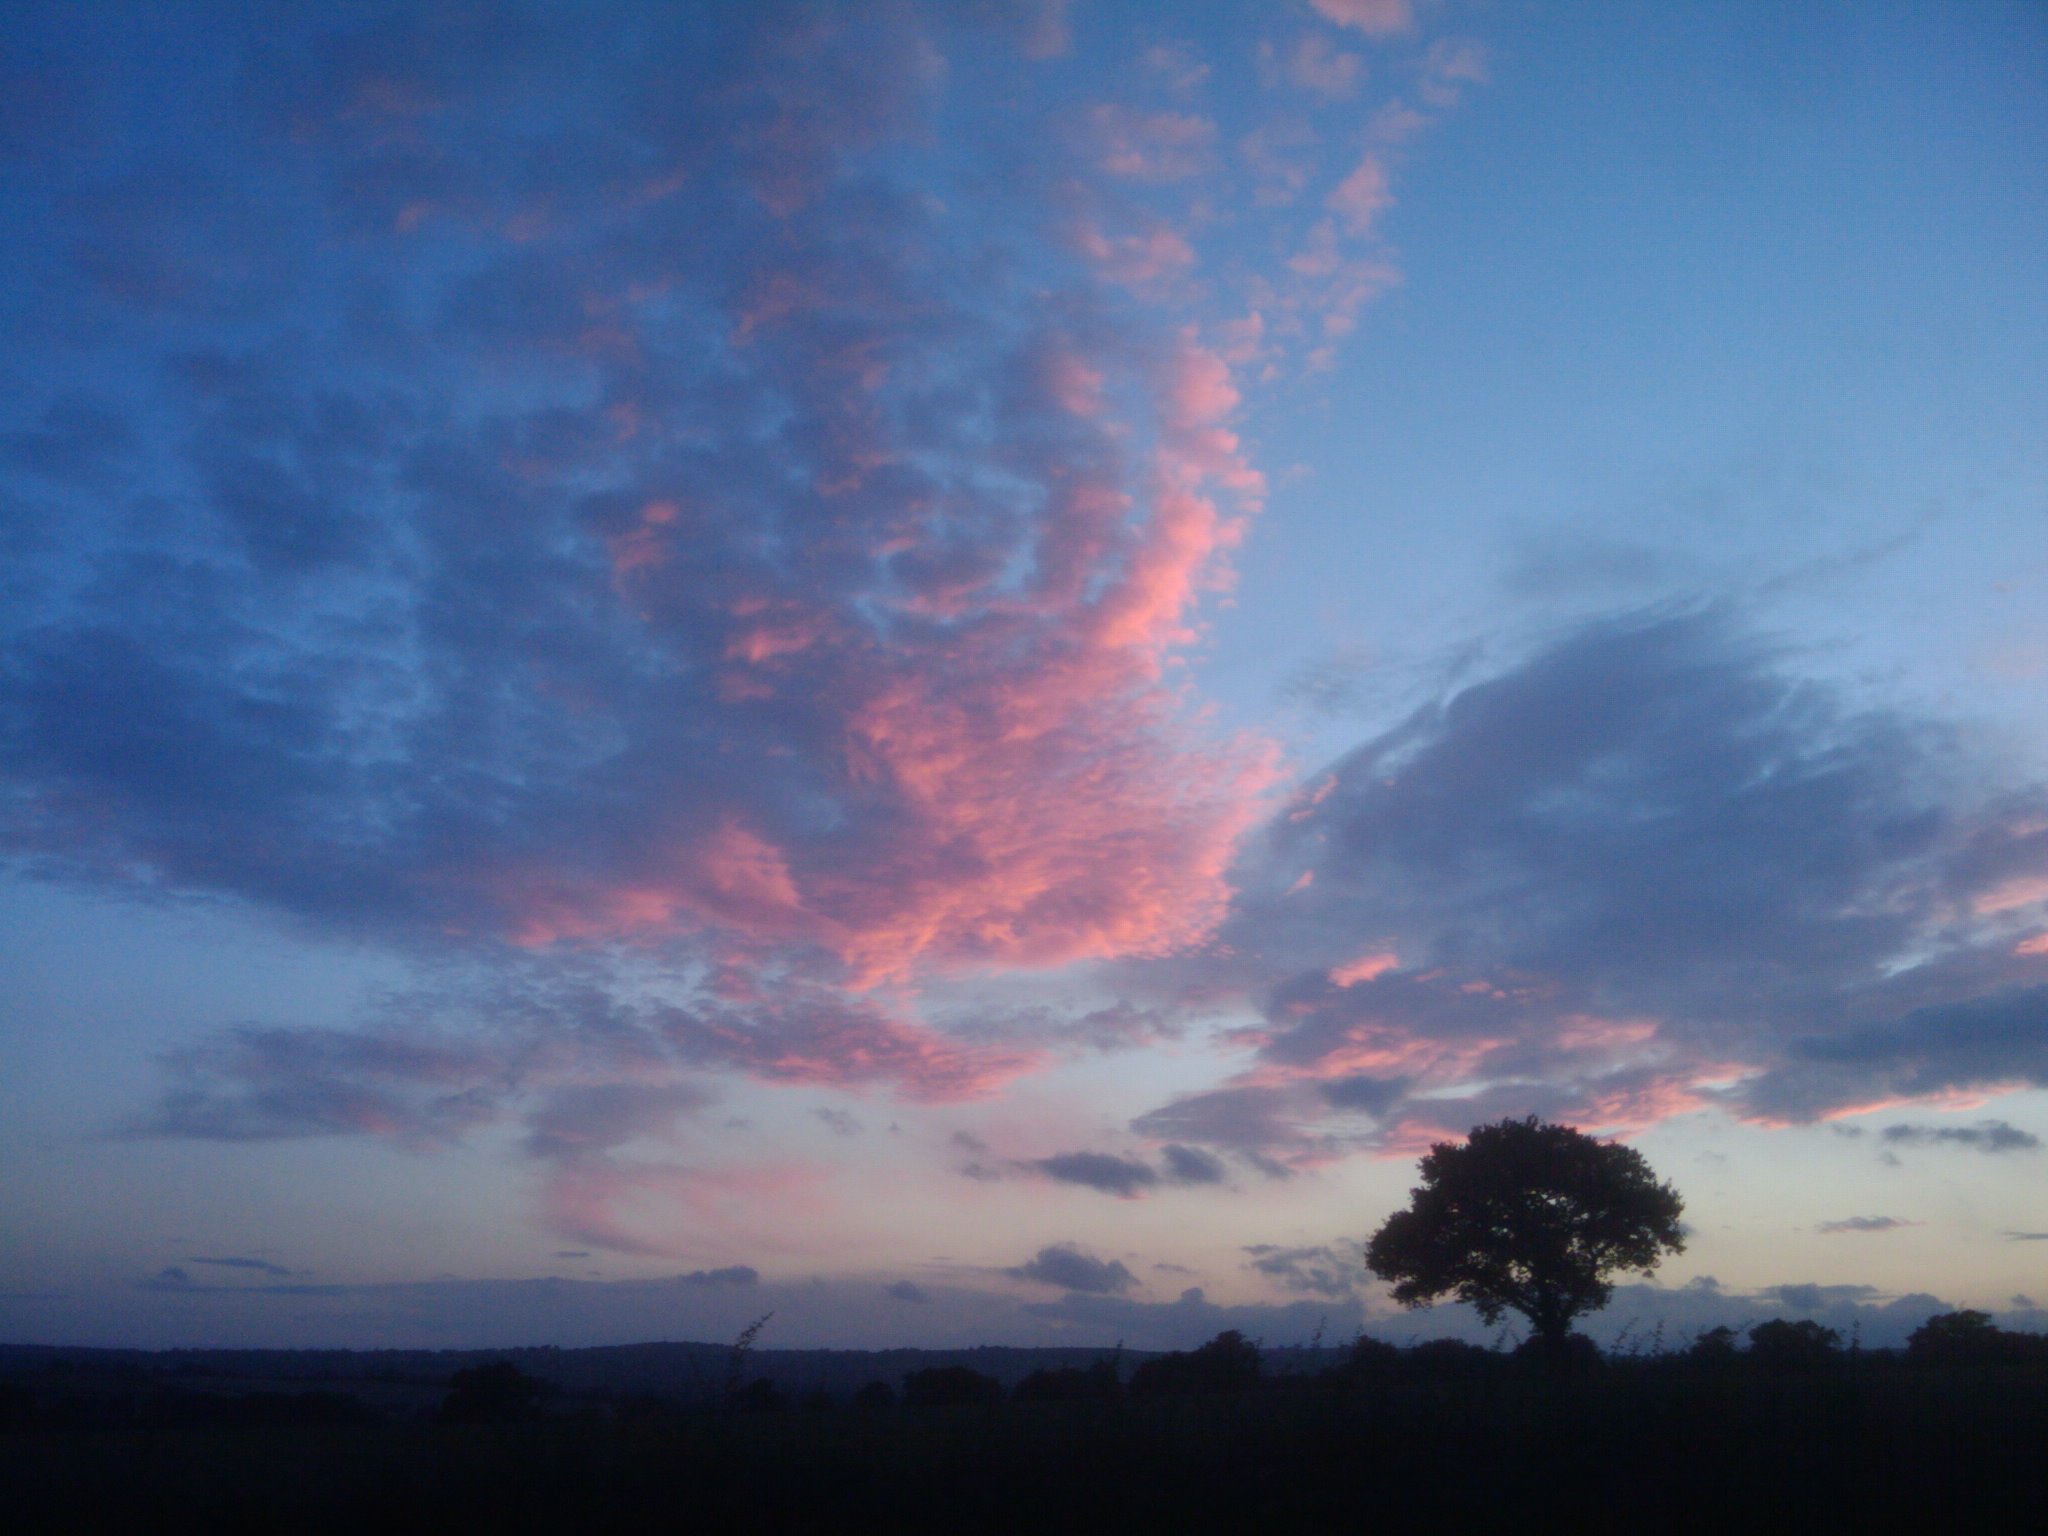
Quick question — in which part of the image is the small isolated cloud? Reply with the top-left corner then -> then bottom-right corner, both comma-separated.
814,1108 -> 864,1138
1005,1243 -> 1138,1294
144,1266 -> 191,1289
554,1251 -> 591,1260
188,1255 -> 295,1278
1244,1244 -> 1357,1298
2004,1231 -> 2048,1242
885,1280 -> 929,1303
1817,1216 -> 1918,1235
1879,1120 -> 2041,1154
681,1266 -> 760,1287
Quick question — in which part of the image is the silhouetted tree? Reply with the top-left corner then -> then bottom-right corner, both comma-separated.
1364,1116 -> 1685,1354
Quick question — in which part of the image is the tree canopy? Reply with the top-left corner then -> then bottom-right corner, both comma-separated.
1364,1116 -> 1685,1347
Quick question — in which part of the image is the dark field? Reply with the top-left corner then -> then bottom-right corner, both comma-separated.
3,1337 -> 2039,1531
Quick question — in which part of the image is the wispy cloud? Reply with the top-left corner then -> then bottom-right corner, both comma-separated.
1879,1120 -> 2041,1154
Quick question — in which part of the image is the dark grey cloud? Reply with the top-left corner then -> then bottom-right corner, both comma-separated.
1025,1142 -> 1235,1196
1132,610 -> 2048,1156
2004,1231 -> 2048,1242
813,1108 -> 863,1138
1244,1244 -> 1357,1298
1028,1152 -> 1159,1197
1004,1243 -> 1137,1294
1878,1120 -> 2040,1154
681,1266 -> 760,1288
1817,1216 -> 1916,1235
1316,1074 -> 1410,1115
188,1256 -> 295,1278
1159,1143 -> 1227,1185
885,1280 -> 929,1303
1767,1283 -> 1880,1313
554,1251 -> 592,1260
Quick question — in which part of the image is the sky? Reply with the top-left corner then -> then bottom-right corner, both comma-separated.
2,0 -> 2044,1355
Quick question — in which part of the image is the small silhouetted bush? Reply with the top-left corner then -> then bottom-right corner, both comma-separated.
1689,1325 -> 1740,1363
1404,1338 -> 1498,1380
728,1376 -> 787,1414
441,1361 -> 545,1423
1014,1360 -> 1120,1404
1329,1334 -> 1399,1387
1128,1330 -> 1261,1397
851,1379 -> 897,1412
1513,1330 -> 1602,1377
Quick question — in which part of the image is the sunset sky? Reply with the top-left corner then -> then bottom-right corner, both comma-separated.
3,0 -> 2044,1354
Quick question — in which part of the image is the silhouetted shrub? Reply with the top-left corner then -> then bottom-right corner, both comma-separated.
1747,1319 -> 1841,1372
1404,1338 -> 1498,1381
1513,1330 -> 1602,1377
1013,1360 -> 1120,1404
728,1376 -> 787,1414
851,1379 -> 897,1412
1689,1325 -> 1740,1363
1329,1334 -> 1399,1387
440,1361 -> 547,1423
902,1365 -> 1000,1408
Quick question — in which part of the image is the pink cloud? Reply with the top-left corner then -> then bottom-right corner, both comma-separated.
1976,874 -> 2048,914
1142,42 -> 1211,93
1288,34 -> 1364,97
973,0 -> 1072,60
1326,152 -> 1392,237
1309,0 -> 1415,38
1087,105 -> 1217,182
1330,951 -> 1398,987
1070,217 -> 1198,289
1418,37 -> 1489,108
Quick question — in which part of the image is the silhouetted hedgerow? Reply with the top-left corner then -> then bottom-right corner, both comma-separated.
2,1329 -> 2041,1529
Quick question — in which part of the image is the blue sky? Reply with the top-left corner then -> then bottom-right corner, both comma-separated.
2,0 -> 2044,1352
